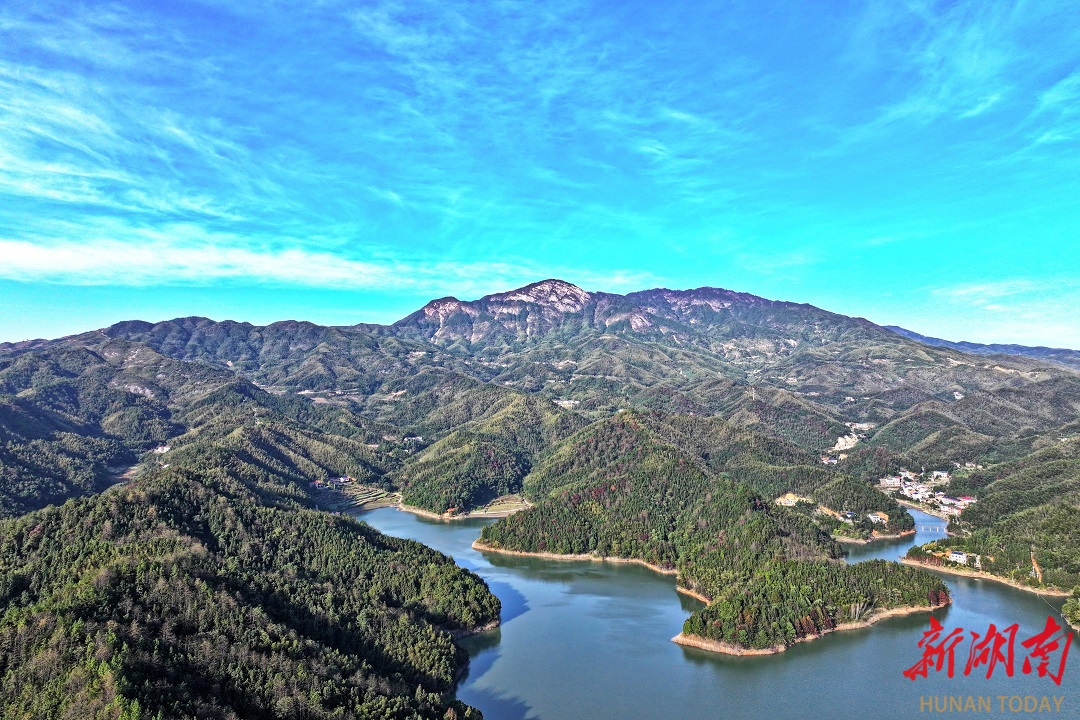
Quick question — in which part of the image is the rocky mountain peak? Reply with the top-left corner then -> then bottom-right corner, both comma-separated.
486,279 -> 591,312
418,296 -> 466,321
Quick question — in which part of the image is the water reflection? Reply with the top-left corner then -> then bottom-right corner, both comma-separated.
485,580 -> 530,625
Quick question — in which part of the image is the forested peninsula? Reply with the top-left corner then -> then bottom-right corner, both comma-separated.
475,412 -> 950,654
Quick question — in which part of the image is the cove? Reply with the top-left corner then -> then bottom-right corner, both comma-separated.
358,507 -> 1073,720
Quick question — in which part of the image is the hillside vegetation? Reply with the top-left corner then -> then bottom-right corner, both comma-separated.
478,413 -> 945,650
0,346 -> 500,719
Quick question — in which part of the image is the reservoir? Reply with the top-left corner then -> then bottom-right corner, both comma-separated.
359,507 -> 1073,719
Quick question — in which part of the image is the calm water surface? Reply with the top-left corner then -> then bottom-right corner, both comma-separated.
359,508 -> 1074,719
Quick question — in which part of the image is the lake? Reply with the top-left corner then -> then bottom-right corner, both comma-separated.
358,507 -> 1073,720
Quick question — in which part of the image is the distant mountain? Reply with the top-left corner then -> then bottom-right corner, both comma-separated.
886,325 -> 1080,370
7,280 -> 1080,493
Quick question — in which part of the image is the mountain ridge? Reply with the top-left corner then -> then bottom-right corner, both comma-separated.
5,282 -> 1076,371
886,325 -> 1080,370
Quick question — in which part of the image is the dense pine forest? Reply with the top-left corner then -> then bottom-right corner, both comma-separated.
0,464 -> 499,719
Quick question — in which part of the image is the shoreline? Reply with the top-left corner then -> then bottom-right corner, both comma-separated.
672,602 -> 948,657
451,619 -> 502,687
895,498 -> 952,522
675,585 -> 712,603
338,495 -> 398,512
833,529 -> 916,545
397,500 -> 531,522
451,618 -> 500,640
472,540 -> 717,602
901,558 -> 1071,597
471,539 -> 678,576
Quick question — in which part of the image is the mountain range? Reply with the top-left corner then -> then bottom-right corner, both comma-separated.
1,279 -> 1078,716
885,325 -> 1080,371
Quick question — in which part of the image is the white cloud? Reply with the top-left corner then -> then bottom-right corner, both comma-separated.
0,229 -> 657,298
0,236 -> 390,286
958,92 -> 1003,118
934,280 -> 1036,301
926,279 -> 1080,347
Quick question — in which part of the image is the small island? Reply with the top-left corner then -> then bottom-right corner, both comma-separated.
673,600 -> 950,656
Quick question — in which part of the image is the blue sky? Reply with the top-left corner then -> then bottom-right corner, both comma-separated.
1,0 -> 1078,346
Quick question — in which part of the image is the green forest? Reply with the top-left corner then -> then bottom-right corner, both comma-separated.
0,344 -> 500,719
0,438 -> 500,719
477,413 -> 948,651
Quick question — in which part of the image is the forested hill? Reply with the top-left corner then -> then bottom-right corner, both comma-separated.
0,341 -> 508,716
0,384 -> 500,718
0,339 -> 401,517
7,279 -> 1079,501
477,412 -> 948,651
396,393 -> 586,513
0,340 -> 232,516
908,419 -> 1080,592
4,279 -> 1079,565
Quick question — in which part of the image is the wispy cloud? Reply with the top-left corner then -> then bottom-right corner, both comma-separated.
930,279 -> 1079,322
826,1 -> 1080,152
0,224 -> 657,298
1025,69 -> 1080,145
934,281 -> 1038,302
